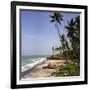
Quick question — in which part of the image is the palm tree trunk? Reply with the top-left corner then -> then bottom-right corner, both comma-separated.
74,49 -> 79,72
55,23 -> 61,40
62,47 -> 71,74
55,23 -> 70,74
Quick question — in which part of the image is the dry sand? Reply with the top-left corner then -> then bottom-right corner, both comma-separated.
22,59 -> 73,80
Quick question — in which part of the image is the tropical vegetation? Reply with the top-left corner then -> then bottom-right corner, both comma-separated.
48,12 -> 80,76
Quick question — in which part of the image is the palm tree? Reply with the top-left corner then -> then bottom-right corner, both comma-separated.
50,12 -> 63,40
65,19 -> 75,42
50,12 -> 71,74
75,16 -> 80,38
75,16 -> 80,61
60,34 -> 70,74
65,18 -> 77,57
65,16 -> 80,71
65,16 -> 80,52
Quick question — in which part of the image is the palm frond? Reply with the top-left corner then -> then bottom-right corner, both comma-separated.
49,15 -> 55,18
50,19 -> 55,22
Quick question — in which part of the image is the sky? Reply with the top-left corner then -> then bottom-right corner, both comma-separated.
21,10 -> 80,55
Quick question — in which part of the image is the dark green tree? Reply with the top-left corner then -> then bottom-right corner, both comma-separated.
65,16 -> 80,61
60,34 -> 70,74
65,16 -> 80,71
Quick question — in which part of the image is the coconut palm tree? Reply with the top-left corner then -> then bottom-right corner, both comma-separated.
65,16 -> 80,61
75,16 -> 80,38
75,16 -> 80,61
65,16 -> 80,71
60,34 -> 70,74
50,12 -> 71,74
65,19 -> 76,42
50,12 -> 63,40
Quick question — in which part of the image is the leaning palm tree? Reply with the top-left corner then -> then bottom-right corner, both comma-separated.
50,12 -> 63,40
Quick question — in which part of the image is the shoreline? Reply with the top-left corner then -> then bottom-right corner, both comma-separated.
21,57 -> 47,77
21,59 -> 74,79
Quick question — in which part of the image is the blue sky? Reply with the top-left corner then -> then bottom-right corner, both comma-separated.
21,10 -> 80,55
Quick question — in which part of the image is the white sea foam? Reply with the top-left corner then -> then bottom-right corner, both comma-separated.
21,58 -> 47,72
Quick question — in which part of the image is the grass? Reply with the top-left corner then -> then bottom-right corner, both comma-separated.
47,55 -> 66,60
52,64 -> 80,77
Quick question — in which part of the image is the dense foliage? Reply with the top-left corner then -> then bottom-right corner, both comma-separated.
50,12 -> 80,76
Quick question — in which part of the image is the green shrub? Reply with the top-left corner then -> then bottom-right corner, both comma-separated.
52,64 -> 80,77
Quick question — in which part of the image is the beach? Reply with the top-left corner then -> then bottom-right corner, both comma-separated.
21,59 -> 74,80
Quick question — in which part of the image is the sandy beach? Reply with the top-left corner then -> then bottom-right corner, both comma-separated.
22,59 -> 73,80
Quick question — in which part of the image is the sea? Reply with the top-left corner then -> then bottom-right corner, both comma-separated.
21,55 -> 50,73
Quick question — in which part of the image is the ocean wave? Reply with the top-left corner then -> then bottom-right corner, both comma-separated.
21,57 -> 47,73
